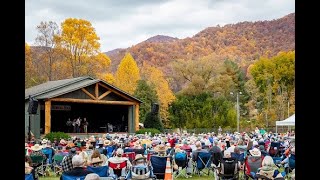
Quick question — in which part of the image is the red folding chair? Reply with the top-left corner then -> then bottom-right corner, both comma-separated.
123,152 -> 135,162
108,161 -> 128,178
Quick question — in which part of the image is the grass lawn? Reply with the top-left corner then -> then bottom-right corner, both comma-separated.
40,175 -> 214,180
40,176 -> 214,180
39,169 -> 215,180
38,166 -> 291,180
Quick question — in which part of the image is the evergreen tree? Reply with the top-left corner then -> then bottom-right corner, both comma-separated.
144,112 -> 164,132
134,80 -> 159,123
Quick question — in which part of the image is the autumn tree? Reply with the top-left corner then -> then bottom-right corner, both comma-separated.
169,93 -> 236,129
115,53 -> 140,94
25,43 -> 36,88
87,53 -> 111,78
101,73 -> 116,85
141,63 -> 175,127
170,53 -> 224,95
56,18 -> 101,77
35,21 -> 60,80
250,51 -> 295,125
134,80 -> 159,123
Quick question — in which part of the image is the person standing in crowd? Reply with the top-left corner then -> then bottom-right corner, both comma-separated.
83,118 -> 88,134
255,127 -> 260,135
218,126 -> 222,134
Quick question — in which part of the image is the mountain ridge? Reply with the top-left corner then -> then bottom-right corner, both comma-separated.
105,13 -> 294,75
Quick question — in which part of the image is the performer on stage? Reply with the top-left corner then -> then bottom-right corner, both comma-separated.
107,123 -> 113,133
76,117 -> 81,133
66,118 -> 72,133
72,119 -> 77,133
83,117 -> 88,133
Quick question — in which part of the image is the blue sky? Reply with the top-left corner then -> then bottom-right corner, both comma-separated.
25,0 -> 295,52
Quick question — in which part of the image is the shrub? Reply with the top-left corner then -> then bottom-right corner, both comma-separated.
44,132 -> 71,142
135,128 -> 161,136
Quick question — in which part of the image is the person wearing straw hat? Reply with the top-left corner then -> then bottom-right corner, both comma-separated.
29,144 -> 47,165
246,147 -> 264,178
129,154 -> 152,179
90,157 -> 103,167
89,149 -> 108,166
103,139 -> 111,147
154,144 -> 167,156
132,154 -> 147,166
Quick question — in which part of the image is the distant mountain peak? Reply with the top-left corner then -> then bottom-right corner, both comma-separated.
144,35 -> 179,43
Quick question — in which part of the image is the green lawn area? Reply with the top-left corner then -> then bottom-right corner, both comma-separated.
39,169 -> 215,180
38,166 -> 290,180
40,175 -> 214,180
40,176 -> 214,180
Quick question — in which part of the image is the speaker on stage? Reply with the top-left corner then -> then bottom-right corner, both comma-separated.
28,97 -> 39,114
151,103 -> 159,115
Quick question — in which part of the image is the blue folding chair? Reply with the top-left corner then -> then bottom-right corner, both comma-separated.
194,152 -> 212,176
106,146 -> 115,158
61,174 -> 86,180
231,152 -> 245,164
42,148 -> 54,164
173,152 -> 189,178
124,148 -> 133,153
87,165 -> 109,177
150,155 -> 172,179
25,174 -> 34,180
132,148 -> 145,155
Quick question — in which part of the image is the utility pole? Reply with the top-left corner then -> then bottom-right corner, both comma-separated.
288,100 -> 290,118
266,80 -> 272,129
237,92 -> 240,133
231,91 -> 241,132
28,95 -> 32,142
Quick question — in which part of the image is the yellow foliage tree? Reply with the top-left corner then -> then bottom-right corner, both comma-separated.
115,53 -> 140,94
87,53 -> 111,78
141,62 -> 176,127
98,73 -> 116,85
25,43 -> 34,88
56,18 -> 101,77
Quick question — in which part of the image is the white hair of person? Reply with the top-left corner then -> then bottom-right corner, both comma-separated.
261,155 -> 276,167
72,155 -> 84,167
195,141 -> 202,147
84,173 -> 100,180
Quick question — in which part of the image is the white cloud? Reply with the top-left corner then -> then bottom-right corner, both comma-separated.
25,0 -> 295,52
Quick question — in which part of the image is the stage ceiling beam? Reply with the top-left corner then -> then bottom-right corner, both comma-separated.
50,98 -> 136,105
98,83 -> 135,102
82,88 -> 96,100
98,90 -> 112,100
